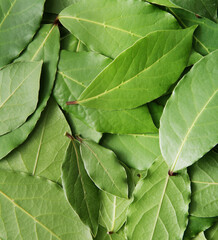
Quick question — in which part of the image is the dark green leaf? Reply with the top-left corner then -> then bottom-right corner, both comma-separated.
205,222 -> 218,240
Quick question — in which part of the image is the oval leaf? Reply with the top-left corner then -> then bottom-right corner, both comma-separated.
126,156 -> 190,240
78,27 -> 195,110
59,0 -> 179,58
0,24 -> 60,159
0,61 -> 42,135
62,140 -> 100,236
0,169 -> 92,240
160,50 -> 218,172
0,0 -> 45,67
80,139 -> 128,198
189,151 -> 218,218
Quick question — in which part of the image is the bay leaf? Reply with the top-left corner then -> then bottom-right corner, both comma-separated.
126,156 -> 190,240
62,140 -> 100,236
205,223 -> 218,240
0,24 -> 60,159
54,51 -> 157,134
189,151 -> 218,218
80,139 -> 128,198
94,226 -> 126,240
160,50 -> 218,172
59,0 -> 180,58
78,28 -> 195,110
0,98 -> 70,184
0,0 -> 45,67
0,169 -> 92,240
45,0 -> 78,14
0,61 -> 42,135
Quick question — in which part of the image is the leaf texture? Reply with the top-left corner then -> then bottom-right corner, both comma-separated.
0,61 -> 42,135
58,0 -> 179,58
126,156 -> 190,240
160,50 -> 218,171
53,51 -> 157,134
0,169 -> 92,240
189,151 -> 218,217
62,140 -> 100,236
0,24 -> 60,159
205,223 -> 218,240
0,0 -> 45,67
102,134 -> 161,170
80,139 -> 128,198
99,191 -> 132,233
0,98 -> 70,184
78,28 -> 195,110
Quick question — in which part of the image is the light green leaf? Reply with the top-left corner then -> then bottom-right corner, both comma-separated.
45,0 -> 79,14
193,232 -> 207,240
0,0 -> 45,67
58,0 -> 179,58
0,98 -> 70,184
0,169 -> 92,240
66,112 -> 102,143
0,61 -> 42,135
189,151 -> 218,218
102,134 -> 161,170
94,226 -> 126,240
126,156 -> 190,240
184,216 -> 217,240
54,51 -> 157,134
160,50 -> 218,172
146,0 -> 177,8
0,24 -> 60,159
170,8 -> 218,55
169,0 -> 217,22
80,139 -> 128,198
205,223 -> 218,240
99,191 -> 132,233
78,28 -> 195,110
62,140 -> 100,236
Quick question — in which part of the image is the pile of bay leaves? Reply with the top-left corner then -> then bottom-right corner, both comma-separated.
0,0 -> 217,239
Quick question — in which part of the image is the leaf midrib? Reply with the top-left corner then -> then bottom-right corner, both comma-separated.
0,0 -> 17,29
78,30 -> 191,104
171,89 -> 218,171
59,16 -> 142,38
0,189 -> 61,240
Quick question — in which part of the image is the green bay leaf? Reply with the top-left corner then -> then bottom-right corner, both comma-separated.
59,0 -> 179,58
189,151 -> 218,218
0,61 -> 42,135
45,0 -> 78,14
126,156 -> 190,240
0,24 -> 60,159
0,0 -> 45,67
0,98 -> 70,184
102,134 -> 161,170
78,28 -> 195,110
146,0 -> 177,7
160,50 -> 218,172
54,51 -> 157,134
62,140 -> 100,236
205,222 -> 218,240
94,226 -> 126,240
80,139 -> 128,198
0,169 -> 92,240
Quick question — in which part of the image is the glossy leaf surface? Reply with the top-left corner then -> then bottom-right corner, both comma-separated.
102,134 -> 161,170
189,151 -> 218,217
54,51 -> 157,134
170,0 -> 217,21
80,139 -> 128,198
0,169 -> 92,240
0,99 -> 70,184
0,61 -> 42,135
0,0 -> 45,67
99,191 -> 132,233
160,50 -> 218,171
62,140 -> 100,236
126,156 -> 190,240
78,28 -> 195,110
59,0 -> 179,58
170,8 -> 218,55
0,24 -> 60,159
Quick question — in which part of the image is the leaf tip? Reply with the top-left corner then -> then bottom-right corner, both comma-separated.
107,231 -> 114,235
65,132 -> 75,141
54,17 -> 60,26
168,170 -> 178,176
66,100 -> 78,105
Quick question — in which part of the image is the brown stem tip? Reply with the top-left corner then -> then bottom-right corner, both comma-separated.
195,14 -> 201,18
75,135 -> 83,143
66,101 -> 78,105
168,170 -> 178,176
65,132 -> 75,141
107,231 -> 114,235
54,17 -> 60,26
137,174 -> 141,178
